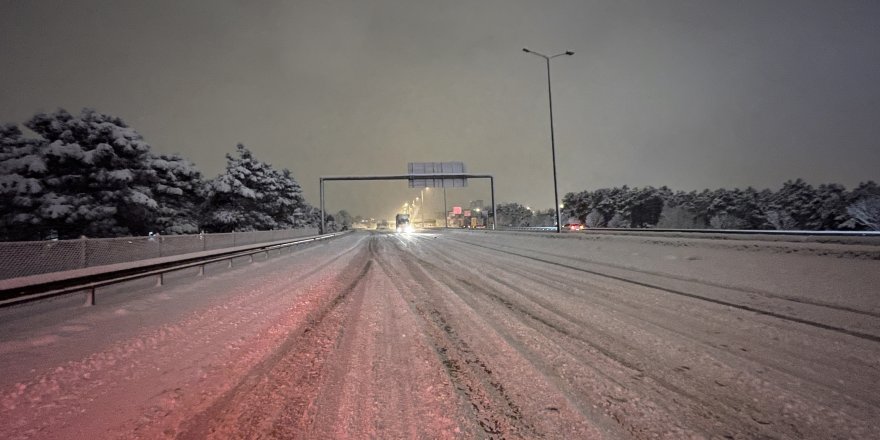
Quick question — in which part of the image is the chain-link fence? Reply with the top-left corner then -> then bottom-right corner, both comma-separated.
0,228 -> 319,280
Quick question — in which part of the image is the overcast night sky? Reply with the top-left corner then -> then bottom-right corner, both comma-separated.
2,0 -> 878,220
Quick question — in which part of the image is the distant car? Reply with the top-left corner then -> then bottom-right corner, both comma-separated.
563,223 -> 584,231
377,220 -> 390,230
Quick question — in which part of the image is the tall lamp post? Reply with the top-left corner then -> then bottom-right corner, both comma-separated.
523,47 -> 574,233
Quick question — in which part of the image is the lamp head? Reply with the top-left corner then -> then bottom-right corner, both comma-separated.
565,51 -> 575,56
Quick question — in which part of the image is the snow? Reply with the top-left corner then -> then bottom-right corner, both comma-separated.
107,169 -> 133,182
0,230 -> 878,438
0,175 -> 42,194
39,193 -> 73,219
44,140 -> 85,161
128,189 -> 158,209
468,229 -> 880,312
0,154 -> 47,174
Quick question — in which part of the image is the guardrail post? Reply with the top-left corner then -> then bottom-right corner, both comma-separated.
156,273 -> 164,287
198,264 -> 204,276
248,254 -> 253,263
84,287 -> 95,306
228,259 -> 233,268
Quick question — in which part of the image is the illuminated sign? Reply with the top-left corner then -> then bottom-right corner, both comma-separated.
452,206 -> 462,215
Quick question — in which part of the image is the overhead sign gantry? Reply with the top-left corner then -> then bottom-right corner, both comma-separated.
319,162 -> 495,234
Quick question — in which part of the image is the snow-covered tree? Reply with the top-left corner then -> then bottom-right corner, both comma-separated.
148,153 -> 204,234
526,209 -> 556,227
270,168 -> 307,226
562,191 -> 591,223
0,109 -> 215,239
810,184 -> 850,230
709,213 -> 748,229
563,186 -> 664,228
766,179 -> 819,230
627,187 -> 664,227
19,109 -> 160,238
849,181 -> 880,200
606,213 -> 629,228
201,144 -> 307,232
0,124 -> 46,240
335,210 -> 353,230
764,210 -> 798,230
585,209 -> 603,228
496,202 -> 532,227
846,196 -> 880,231
656,206 -> 702,229
543,180 -> 877,232
297,204 -> 324,228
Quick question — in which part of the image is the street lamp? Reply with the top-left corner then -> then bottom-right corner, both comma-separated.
421,188 -> 428,225
523,47 -> 574,233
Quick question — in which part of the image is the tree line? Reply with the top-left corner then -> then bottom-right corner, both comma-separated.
563,182 -> 879,230
0,108 -> 326,241
496,182 -> 880,231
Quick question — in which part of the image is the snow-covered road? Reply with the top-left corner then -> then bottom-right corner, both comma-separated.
1,230 -> 878,439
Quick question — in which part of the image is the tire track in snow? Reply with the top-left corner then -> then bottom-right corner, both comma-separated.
449,237 -> 880,343
375,235 -> 616,439
175,247 -> 373,439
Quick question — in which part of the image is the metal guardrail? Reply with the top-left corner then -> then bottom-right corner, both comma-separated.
0,232 -> 348,308
585,227 -> 880,237
0,227 -> 319,280
497,226 -> 880,237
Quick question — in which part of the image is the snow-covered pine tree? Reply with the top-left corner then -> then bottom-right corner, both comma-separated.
766,179 -> 819,230
843,181 -> 880,230
201,144 -> 307,232
561,190 -> 591,224
846,196 -> 880,230
628,187 -> 664,228
495,202 -> 533,227
22,109 -> 160,238
268,168 -> 306,228
335,210 -> 353,231
0,124 -> 47,240
148,153 -> 204,234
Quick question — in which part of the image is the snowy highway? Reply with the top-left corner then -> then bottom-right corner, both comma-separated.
1,229 -> 879,439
